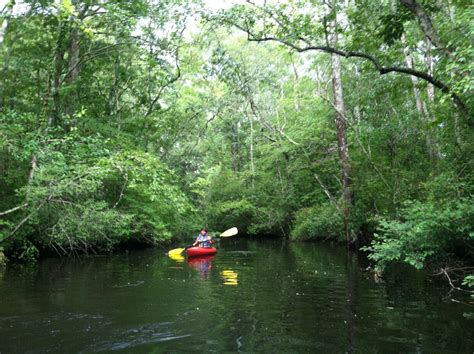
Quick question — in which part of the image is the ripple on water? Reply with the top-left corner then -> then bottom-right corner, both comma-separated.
86,322 -> 191,352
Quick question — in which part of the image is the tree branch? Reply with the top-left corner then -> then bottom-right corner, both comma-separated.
230,22 -> 469,117
59,42 -> 133,86
113,171 -> 128,209
440,267 -> 474,294
400,0 -> 453,59
0,203 -> 28,216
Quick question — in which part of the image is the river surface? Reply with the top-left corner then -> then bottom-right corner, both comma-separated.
0,238 -> 472,353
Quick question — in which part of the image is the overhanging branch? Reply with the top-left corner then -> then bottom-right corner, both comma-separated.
231,22 -> 469,116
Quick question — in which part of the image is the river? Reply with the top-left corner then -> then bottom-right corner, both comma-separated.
0,238 -> 472,353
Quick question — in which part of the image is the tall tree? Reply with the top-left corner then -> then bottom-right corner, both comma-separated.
326,2 -> 353,246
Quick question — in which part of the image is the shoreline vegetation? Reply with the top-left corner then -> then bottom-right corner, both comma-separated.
0,1 -> 472,292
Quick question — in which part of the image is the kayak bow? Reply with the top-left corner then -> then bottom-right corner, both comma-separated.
186,246 -> 218,257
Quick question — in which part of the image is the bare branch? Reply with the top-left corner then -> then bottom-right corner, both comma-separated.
0,203 -> 28,216
8,199 -> 48,238
113,171 -> 128,209
440,267 -> 474,294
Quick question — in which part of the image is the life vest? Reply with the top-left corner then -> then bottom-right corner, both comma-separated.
197,233 -> 212,248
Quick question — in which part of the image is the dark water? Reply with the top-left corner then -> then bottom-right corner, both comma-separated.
0,238 -> 472,353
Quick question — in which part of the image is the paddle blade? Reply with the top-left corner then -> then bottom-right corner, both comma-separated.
169,253 -> 185,262
220,227 -> 238,238
168,248 -> 185,256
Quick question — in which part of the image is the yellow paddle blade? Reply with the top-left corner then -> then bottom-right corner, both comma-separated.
168,248 -> 185,256
168,253 -> 185,262
220,227 -> 238,238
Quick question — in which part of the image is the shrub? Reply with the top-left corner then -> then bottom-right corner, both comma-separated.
2,147 -> 193,259
290,203 -> 344,241
363,197 -> 474,271
207,199 -> 256,234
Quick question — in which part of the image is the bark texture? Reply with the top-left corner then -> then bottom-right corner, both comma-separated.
329,4 -> 353,246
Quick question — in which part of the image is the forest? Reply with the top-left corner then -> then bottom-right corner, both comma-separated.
0,0 -> 473,287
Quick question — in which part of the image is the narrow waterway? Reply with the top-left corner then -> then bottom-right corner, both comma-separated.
0,238 -> 472,353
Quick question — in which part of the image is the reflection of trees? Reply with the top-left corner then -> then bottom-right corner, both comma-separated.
186,241 -> 473,352
2,241 -> 473,352
288,242 -> 350,351
0,250 -> 204,352
214,240 -> 353,351
345,251 -> 357,353
379,265 -> 473,352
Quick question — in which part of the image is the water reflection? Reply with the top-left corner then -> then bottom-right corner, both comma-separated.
168,252 -> 185,263
220,269 -> 238,286
0,240 -> 472,353
187,255 -> 214,278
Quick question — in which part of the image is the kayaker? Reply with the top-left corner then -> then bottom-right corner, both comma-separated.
193,228 -> 213,248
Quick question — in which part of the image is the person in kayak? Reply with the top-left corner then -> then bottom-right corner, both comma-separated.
193,228 -> 213,248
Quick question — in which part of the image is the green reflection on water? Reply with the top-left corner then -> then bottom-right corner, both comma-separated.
0,239 -> 472,353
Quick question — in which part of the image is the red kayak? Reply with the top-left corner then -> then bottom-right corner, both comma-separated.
186,246 -> 217,257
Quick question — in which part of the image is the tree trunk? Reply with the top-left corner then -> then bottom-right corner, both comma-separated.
291,59 -> 301,111
68,0 -> 84,83
404,52 -> 439,162
247,96 -> 260,187
329,5 -> 353,247
65,24 -> 80,129
0,1 -> 15,111
231,122 -> 240,172
68,28 -> 80,83
400,0 -> 452,59
107,53 -> 121,118
424,40 -> 441,158
49,20 -> 67,128
0,19 -> 6,49
65,0 -> 90,128
249,112 -> 255,188
425,40 -> 435,103
0,1 -> 15,49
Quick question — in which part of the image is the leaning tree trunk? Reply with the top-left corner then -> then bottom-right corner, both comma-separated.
328,4 -> 353,247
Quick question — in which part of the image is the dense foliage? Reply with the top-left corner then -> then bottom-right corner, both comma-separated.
0,0 -> 472,284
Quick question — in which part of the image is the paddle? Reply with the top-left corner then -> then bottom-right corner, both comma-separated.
167,227 -> 238,256
168,247 -> 185,256
219,227 -> 238,238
